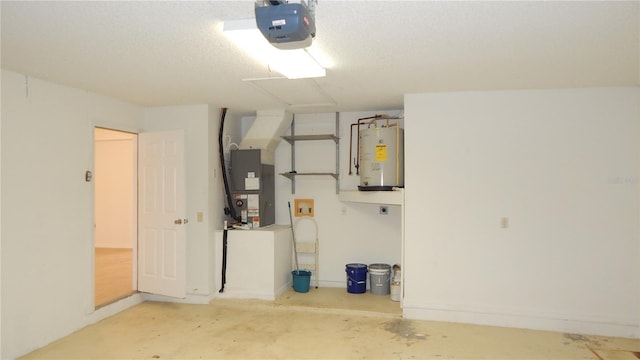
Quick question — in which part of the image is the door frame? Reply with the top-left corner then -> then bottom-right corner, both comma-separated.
92,125 -> 139,308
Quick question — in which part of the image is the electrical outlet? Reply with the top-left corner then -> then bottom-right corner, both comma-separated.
501,217 -> 509,228
380,206 -> 389,215
294,198 -> 314,217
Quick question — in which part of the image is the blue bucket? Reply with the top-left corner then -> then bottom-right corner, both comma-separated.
292,270 -> 311,293
345,263 -> 367,294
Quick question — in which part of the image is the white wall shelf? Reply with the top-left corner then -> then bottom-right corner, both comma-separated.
338,188 -> 404,205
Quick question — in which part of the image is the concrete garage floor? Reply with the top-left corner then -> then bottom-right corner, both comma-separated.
21,287 -> 640,359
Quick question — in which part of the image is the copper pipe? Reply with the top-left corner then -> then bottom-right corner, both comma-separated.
349,123 -> 358,175
355,115 -> 383,173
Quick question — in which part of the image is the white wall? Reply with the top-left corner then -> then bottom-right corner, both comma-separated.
0,69 -> 144,359
271,111 -> 404,287
403,87 -> 640,338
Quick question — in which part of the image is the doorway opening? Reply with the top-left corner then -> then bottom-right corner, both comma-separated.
94,127 -> 138,307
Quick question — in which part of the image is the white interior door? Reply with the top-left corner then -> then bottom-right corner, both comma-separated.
138,130 -> 186,298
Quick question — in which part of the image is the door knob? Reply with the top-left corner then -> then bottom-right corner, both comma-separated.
174,219 -> 188,225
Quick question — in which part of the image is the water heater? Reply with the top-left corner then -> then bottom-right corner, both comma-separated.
358,125 -> 404,191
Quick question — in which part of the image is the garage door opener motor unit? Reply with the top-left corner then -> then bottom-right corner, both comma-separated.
255,0 -> 317,49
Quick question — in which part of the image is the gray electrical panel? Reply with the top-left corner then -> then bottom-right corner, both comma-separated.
229,149 -> 275,227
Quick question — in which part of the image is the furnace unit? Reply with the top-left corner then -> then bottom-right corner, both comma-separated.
229,149 -> 275,228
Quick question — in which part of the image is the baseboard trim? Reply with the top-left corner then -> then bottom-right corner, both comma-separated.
141,292 -> 216,304
402,302 -> 639,339
317,280 -> 346,288
85,293 -> 144,325
214,289 -> 278,301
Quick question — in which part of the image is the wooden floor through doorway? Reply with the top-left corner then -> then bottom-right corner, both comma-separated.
95,248 -> 134,307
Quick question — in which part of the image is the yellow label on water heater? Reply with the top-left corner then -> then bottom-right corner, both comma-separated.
375,144 -> 387,162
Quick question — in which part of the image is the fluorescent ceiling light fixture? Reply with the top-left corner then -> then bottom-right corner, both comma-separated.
223,19 -> 326,79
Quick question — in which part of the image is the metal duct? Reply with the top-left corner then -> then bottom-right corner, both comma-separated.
239,109 -> 293,165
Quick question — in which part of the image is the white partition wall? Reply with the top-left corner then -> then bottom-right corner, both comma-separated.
403,87 -> 640,338
214,226 -> 293,300
1,70 -> 144,359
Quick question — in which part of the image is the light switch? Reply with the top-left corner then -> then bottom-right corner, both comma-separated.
197,212 -> 204,222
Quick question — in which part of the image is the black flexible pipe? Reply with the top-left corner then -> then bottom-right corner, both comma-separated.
218,108 -> 241,223
219,227 -> 228,293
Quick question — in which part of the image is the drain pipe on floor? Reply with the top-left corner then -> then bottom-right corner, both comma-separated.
219,221 -> 229,293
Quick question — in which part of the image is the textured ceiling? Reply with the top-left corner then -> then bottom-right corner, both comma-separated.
1,1 -> 638,115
